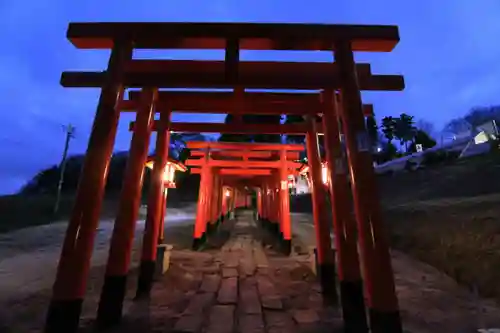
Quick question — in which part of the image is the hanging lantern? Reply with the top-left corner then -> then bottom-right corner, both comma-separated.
287,174 -> 295,189
298,161 -> 329,186
145,157 -> 187,189
321,162 -> 329,185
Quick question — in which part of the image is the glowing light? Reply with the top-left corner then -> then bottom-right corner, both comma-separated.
162,162 -> 177,184
321,163 -> 328,185
225,190 -> 231,197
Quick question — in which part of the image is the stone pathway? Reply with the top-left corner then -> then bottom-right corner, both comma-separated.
108,210 -> 342,333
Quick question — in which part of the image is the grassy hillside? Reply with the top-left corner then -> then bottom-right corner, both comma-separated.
378,153 -> 500,206
290,152 -> 500,302
0,171 -> 201,234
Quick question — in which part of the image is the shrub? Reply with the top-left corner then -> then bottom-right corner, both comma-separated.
422,150 -> 459,167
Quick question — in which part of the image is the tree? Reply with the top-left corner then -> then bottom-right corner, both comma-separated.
416,119 -> 435,138
218,114 -> 253,142
366,114 -> 379,152
381,116 -> 397,144
464,106 -> 500,129
218,114 -> 282,143
394,113 -> 416,152
443,117 -> 472,136
409,130 -> 437,152
285,115 -> 305,144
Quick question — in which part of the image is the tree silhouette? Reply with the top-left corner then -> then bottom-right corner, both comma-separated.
409,129 -> 437,152
218,114 -> 282,143
366,113 -> 379,152
284,115 -> 305,144
381,116 -> 397,144
395,113 -> 417,152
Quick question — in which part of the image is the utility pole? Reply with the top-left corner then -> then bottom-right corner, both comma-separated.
54,124 -> 75,215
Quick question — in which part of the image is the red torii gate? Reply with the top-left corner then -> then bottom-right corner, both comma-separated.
185,141 -> 304,252
45,21 -> 404,333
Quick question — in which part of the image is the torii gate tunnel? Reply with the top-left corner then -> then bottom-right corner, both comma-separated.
45,22 -> 405,333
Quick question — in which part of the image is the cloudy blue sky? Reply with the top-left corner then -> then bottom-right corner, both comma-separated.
0,0 -> 499,194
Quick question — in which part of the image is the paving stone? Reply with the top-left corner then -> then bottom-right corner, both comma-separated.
239,258 -> 256,276
240,281 -> 262,314
223,255 -> 240,268
200,274 -> 222,293
198,264 -> 221,274
218,277 -> 238,304
173,314 -> 203,333
264,311 -> 295,329
267,328 -> 297,333
261,296 -> 283,310
183,293 -> 215,314
222,267 -> 239,278
292,309 -> 320,325
206,305 -> 235,333
252,246 -> 269,268
238,314 -> 265,333
256,276 -> 282,309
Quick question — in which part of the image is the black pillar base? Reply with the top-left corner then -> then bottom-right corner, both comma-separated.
136,260 -> 156,299
282,239 -> 292,256
44,298 -> 83,333
192,232 -> 207,251
369,308 -> 403,333
206,222 -> 213,235
96,275 -> 127,329
192,237 -> 202,250
340,280 -> 368,333
318,263 -> 338,305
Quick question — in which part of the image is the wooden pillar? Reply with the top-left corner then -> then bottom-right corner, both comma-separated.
221,186 -> 228,219
306,115 -> 337,303
193,149 -> 210,249
96,88 -> 156,328
322,89 -> 367,332
136,110 -> 171,298
279,150 -> 292,254
229,187 -> 236,219
216,176 -> 223,223
158,187 -> 167,243
257,189 -> 262,219
335,41 -> 402,333
44,41 -> 132,333
206,168 -> 217,234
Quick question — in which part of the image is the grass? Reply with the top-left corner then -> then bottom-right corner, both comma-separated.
0,189 -> 197,234
380,152 -> 500,301
291,151 -> 500,302
0,193 -> 123,234
384,201 -> 500,300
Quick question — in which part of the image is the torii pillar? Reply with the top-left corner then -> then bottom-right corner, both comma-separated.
44,42 -> 132,333
322,89 -> 368,332
335,42 -> 402,333
193,148 -> 213,249
278,150 -> 292,254
306,115 -> 338,302
96,88 -> 156,328
136,110 -> 172,298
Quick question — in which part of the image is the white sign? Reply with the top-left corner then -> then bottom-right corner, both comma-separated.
280,181 -> 288,190
416,144 -> 423,152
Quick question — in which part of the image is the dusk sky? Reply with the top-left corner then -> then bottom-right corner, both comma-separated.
1,0 -> 499,194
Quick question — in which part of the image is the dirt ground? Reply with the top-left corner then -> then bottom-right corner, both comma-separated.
1,206 -> 500,332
